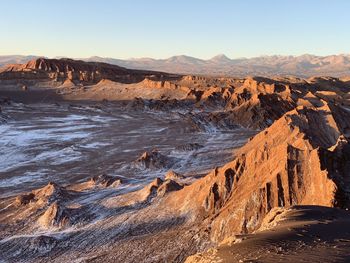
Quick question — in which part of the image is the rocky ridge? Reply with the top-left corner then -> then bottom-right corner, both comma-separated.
173,103 -> 349,243
0,57 -> 179,85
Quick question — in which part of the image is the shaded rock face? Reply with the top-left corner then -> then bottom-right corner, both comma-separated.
222,77 -> 296,129
139,178 -> 184,201
157,180 -> 184,197
37,202 -> 71,228
125,97 -> 194,112
0,58 -> 180,84
187,111 -> 241,132
15,193 -> 35,206
37,201 -> 91,230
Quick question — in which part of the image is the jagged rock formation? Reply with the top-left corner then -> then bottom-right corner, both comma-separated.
164,170 -> 185,181
0,58 -> 179,85
143,178 -> 184,197
124,177 -> 184,203
135,149 -> 174,169
88,174 -> 122,188
37,202 -> 71,228
125,76 -> 298,129
172,103 -> 350,246
66,174 -> 122,192
14,182 -> 72,208
157,179 -> 184,197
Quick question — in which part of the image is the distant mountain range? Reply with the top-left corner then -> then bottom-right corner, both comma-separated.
0,55 -> 39,67
1,54 -> 350,77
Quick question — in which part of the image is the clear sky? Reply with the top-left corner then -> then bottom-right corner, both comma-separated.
1,0 -> 349,59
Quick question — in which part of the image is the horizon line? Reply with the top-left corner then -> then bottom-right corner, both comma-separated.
1,52 -> 350,61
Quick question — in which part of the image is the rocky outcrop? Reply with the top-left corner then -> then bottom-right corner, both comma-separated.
185,111 -> 241,132
138,178 -> 184,201
142,78 -> 183,90
37,202 -> 71,228
88,174 -> 122,188
222,77 -> 296,129
134,149 -> 174,169
14,182 -> 73,207
121,76 -> 350,131
9,182 -> 90,231
157,180 -> 184,197
37,201 -> 91,229
164,170 -> 185,181
15,193 -> 35,206
0,58 -> 180,84
67,174 -> 122,192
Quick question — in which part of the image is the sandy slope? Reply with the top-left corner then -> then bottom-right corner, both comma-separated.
186,206 -> 350,263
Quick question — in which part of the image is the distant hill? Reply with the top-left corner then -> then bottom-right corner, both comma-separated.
0,55 -> 40,68
1,54 -> 350,77
0,57 -> 178,84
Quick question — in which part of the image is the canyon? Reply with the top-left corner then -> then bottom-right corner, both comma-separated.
1,58 -> 350,262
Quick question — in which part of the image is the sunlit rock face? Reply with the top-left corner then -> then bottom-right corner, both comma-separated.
181,106 -> 344,242
181,101 -> 350,261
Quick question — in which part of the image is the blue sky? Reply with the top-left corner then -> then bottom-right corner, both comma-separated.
1,0 -> 349,59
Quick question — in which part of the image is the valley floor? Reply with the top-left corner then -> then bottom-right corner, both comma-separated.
0,100 -> 254,262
